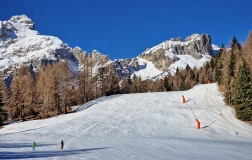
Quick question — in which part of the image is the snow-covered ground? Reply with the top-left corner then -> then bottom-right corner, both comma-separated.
1,83 -> 252,160
132,58 -> 163,79
150,54 -> 212,80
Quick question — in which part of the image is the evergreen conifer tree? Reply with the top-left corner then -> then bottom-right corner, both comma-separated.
0,78 -> 6,126
234,60 -> 252,120
231,36 -> 241,50
185,64 -> 191,71
228,51 -> 236,77
214,44 -> 224,84
164,77 -> 170,91
175,67 -> 179,75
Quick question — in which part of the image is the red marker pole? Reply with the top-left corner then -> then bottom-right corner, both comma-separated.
196,119 -> 200,129
182,95 -> 185,103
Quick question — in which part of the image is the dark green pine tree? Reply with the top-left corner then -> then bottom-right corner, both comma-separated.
127,70 -> 132,85
234,60 -> 252,121
214,60 -> 223,84
214,44 -> 224,84
175,67 -> 179,75
217,43 -> 225,58
190,69 -> 195,80
132,74 -> 138,93
163,77 -> 170,91
231,36 -> 241,50
0,79 -> 6,126
228,51 -> 236,77
196,72 -> 199,83
210,58 -> 215,69
185,64 -> 191,71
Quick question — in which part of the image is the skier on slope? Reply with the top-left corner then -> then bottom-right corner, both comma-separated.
32,141 -> 36,151
61,140 -> 64,149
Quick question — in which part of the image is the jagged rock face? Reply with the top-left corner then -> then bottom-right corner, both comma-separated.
139,48 -> 175,71
130,58 -> 140,71
9,14 -> 34,30
71,47 -> 88,62
185,34 -> 213,55
0,15 -> 73,74
91,50 -> 109,66
112,58 -> 132,78
139,34 -> 213,71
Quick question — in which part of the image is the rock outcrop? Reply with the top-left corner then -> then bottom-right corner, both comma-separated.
0,21 -> 7,38
138,34 -> 213,71
71,47 -> 88,62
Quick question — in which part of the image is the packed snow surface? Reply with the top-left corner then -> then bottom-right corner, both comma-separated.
1,83 -> 252,160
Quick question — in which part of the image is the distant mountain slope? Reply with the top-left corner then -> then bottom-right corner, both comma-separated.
114,34 -> 215,80
0,15 -> 219,81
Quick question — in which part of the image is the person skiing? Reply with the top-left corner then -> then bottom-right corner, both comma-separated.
32,141 -> 36,151
61,140 -> 64,149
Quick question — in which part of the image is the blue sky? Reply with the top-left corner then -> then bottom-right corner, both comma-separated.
1,0 -> 252,60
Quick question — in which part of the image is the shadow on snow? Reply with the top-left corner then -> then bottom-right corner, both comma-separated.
0,147 -> 110,159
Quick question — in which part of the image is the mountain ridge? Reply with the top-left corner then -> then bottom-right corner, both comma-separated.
0,15 -> 218,80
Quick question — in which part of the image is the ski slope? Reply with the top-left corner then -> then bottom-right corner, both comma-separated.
1,83 -> 252,160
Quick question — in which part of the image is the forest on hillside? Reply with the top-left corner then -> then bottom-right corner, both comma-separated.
1,31 -> 252,125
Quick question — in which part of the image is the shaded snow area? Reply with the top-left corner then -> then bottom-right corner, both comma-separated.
152,54 -> 211,80
132,58 -> 163,79
1,83 -> 252,160
168,54 -> 211,75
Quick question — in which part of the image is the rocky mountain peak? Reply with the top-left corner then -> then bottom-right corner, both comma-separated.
184,34 -> 202,42
0,15 -> 72,74
136,33 -> 213,72
72,47 -> 88,62
170,37 -> 182,42
9,14 -> 34,30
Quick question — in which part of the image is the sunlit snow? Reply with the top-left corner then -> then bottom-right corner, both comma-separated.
1,83 -> 252,160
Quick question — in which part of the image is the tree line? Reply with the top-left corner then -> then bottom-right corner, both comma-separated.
214,31 -> 252,121
0,59 -> 210,125
0,30 -> 252,125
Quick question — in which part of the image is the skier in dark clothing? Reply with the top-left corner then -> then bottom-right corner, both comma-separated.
61,140 -> 64,149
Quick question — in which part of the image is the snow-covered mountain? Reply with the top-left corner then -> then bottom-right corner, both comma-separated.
0,15 -> 112,78
113,34 -> 216,80
0,15 -> 219,81
0,15 -> 73,71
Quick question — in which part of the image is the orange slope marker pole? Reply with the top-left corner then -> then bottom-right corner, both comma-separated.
196,119 -> 200,129
207,79 -> 210,84
182,95 -> 186,103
